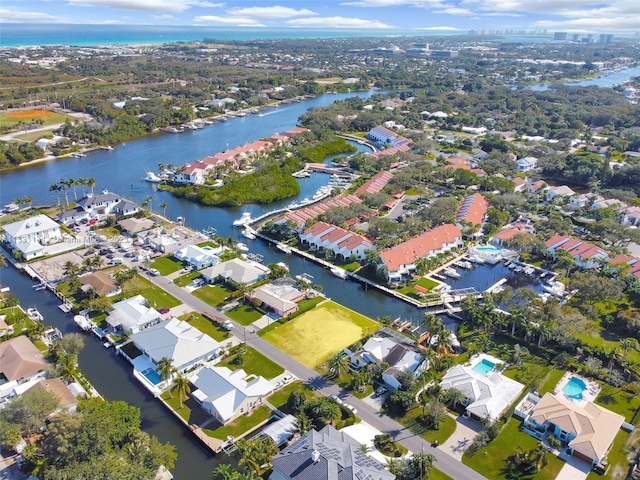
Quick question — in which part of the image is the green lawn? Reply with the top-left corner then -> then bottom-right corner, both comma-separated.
161,389 -> 211,426
538,368 -> 565,395
225,304 -> 263,326
178,312 -> 232,342
267,381 -> 312,412
203,405 -> 272,440
217,345 -> 284,380
429,469 -> 454,480
595,384 -> 640,423
174,271 -> 201,287
463,419 -> 565,480
148,256 -> 183,275
397,408 -> 457,445
192,284 -> 235,307
262,301 -> 379,368
586,430 -> 632,480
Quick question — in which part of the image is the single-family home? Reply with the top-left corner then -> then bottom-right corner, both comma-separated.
247,279 -> 304,317
379,224 -> 463,282
569,193 -> 596,209
25,378 -> 79,412
591,198 -> 623,210
118,217 -> 155,235
517,157 -> 538,172
174,161 -> 209,185
545,185 -> 576,202
2,214 -> 62,260
490,220 -> 536,247
76,190 -> 122,216
130,317 -> 220,373
619,206 -> 640,227
174,244 -> 221,270
201,258 -> 270,286
0,335 -> 48,383
80,271 -> 121,297
57,206 -> 91,225
106,294 -> 162,334
300,222 -> 373,260
521,393 -> 623,467
440,355 -> 524,421
512,177 -> 526,193
269,425 -> 395,480
527,180 -> 548,194
545,234 -> 609,269
191,365 -> 273,424
111,199 -> 139,217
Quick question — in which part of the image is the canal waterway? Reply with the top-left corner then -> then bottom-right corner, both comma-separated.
521,64 -> 640,91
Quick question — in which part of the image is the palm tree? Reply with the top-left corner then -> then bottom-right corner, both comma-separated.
294,413 -> 312,436
511,344 -> 529,366
311,398 -> 341,425
0,253 -> 7,268
327,353 -> 349,378
69,178 -> 79,200
59,178 -> 70,205
156,357 -> 175,393
86,177 -> 96,195
509,307 -> 527,337
211,464 -> 235,480
531,445 -> 548,472
62,260 -> 79,278
141,195 -> 153,212
172,374 -> 191,408
441,387 -> 467,411
49,182 -> 62,204
160,201 -> 168,218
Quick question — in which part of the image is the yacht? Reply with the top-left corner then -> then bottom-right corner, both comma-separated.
232,212 -> 252,227
237,242 -> 249,252
241,228 -> 256,240
468,254 -> 485,264
26,308 -> 44,322
74,315 -> 93,331
295,273 -> 314,284
443,267 -> 461,279
71,152 -> 86,158
144,171 -> 162,183
457,261 -> 473,270
330,267 -> 348,279
33,282 -> 47,291
3,203 -> 20,214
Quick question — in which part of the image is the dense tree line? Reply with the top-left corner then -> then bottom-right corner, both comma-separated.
0,141 -> 45,168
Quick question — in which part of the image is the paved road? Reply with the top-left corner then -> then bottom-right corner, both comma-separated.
149,274 -> 487,480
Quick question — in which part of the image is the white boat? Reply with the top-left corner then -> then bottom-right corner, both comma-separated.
71,152 -> 86,158
4,203 -> 20,214
232,212 -> 252,226
295,273 -> 314,284
237,242 -> 249,252
543,281 -> 566,297
276,243 -> 292,254
443,267 -> 460,279
457,261 -> 473,269
33,282 -> 47,291
523,266 -> 535,275
468,255 -> 485,264
330,267 -> 347,279
144,171 -> 162,183
103,145 -> 114,151
74,315 -> 93,331
241,228 -> 256,239
26,308 -> 43,322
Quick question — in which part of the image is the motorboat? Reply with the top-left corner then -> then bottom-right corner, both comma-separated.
443,267 -> 460,279
468,255 -> 485,264
242,228 -> 256,239
330,267 -> 347,279
26,308 -> 43,322
74,315 -> 93,331
33,282 -> 47,291
295,273 -> 314,284
232,212 -> 252,227
543,280 -> 566,297
144,171 -> 162,183
237,243 -> 249,252
3,203 -> 20,214
523,266 -> 535,275
457,261 -> 473,269
276,243 -> 292,254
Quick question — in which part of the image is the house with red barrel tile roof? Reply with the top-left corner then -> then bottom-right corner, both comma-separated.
490,220 -> 536,246
609,254 -> 640,280
455,193 -> 489,226
300,222 -> 373,260
545,234 -> 609,269
274,195 -> 362,228
354,171 -> 394,197
379,224 -> 463,282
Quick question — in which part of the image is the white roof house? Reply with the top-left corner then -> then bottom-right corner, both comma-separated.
174,244 -> 221,269
76,190 -> 122,216
545,185 -> 576,201
201,258 -> 270,286
440,356 -> 524,421
2,214 -> 61,260
131,317 -> 220,372
191,365 -> 274,424
517,157 -> 538,172
106,294 -> 161,334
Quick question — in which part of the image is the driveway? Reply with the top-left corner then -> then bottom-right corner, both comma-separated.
556,453 -> 590,480
440,414 -> 482,460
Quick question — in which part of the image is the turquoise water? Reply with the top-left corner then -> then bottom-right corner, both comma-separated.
201,246 -> 214,252
476,246 -> 502,254
472,359 -> 495,375
562,376 -> 587,399
142,368 -> 161,385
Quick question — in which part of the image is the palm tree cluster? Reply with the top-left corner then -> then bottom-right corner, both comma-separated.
49,177 -> 96,206
507,445 -> 548,475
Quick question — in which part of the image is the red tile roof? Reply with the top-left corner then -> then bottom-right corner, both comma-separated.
276,195 -> 362,226
455,193 -> 489,225
544,234 -> 609,260
354,171 -> 394,197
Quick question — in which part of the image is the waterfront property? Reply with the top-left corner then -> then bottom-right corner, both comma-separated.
455,193 -> 489,227
75,189 -> 123,217
0,335 -> 48,384
269,424 -> 395,480
2,214 -> 62,260
246,278 -> 305,317
439,353 -> 524,422
190,365 -> 274,425
80,270 -> 121,297
519,392 -> 624,467
300,221 -> 373,260
545,234 -> 609,269
366,125 -> 411,149
174,244 -> 221,270
106,294 -> 162,334
201,258 -> 270,286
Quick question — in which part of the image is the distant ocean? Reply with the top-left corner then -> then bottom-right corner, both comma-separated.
0,24 -> 464,47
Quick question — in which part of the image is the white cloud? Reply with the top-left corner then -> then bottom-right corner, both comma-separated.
152,14 -> 175,20
341,0 -> 436,6
227,6 -> 318,19
66,0 -> 223,13
434,6 -> 474,15
86,19 -> 122,24
0,8 -> 66,22
287,16 -> 393,29
193,15 -> 264,26
413,25 -> 463,30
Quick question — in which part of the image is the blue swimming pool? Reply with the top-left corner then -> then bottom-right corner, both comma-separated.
142,368 -> 161,385
476,246 -> 502,255
562,376 -> 587,399
472,359 -> 495,375
202,246 -> 214,251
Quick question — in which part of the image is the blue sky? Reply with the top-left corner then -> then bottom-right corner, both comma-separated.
1,0 -> 636,33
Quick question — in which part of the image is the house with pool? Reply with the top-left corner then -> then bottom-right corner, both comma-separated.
439,353 -> 524,421
174,244 -> 222,270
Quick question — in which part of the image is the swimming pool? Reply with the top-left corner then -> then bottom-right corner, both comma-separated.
475,245 -> 502,255
562,376 -> 587,400
202,246 -> 214,252
142,368 -> 161,385
472,359 -> 495,376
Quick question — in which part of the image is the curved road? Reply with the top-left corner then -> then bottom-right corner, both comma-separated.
147,273 -> 487,480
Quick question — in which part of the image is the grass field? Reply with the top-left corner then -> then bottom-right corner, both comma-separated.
225,304 -> 263,326
0,110 -> 70,128
217,345 -> 284,379
148,256 -> 183,276
262,300 -> 379,368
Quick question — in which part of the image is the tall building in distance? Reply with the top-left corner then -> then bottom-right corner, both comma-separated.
554,32 -> 567,41
599,34 -> 614,44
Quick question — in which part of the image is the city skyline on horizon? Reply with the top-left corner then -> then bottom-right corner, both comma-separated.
1,1 -> 637,35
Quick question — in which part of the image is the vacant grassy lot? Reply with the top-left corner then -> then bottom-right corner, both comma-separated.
192,284 -> 235,307
463,419 -> 565,480
0,110 -> 70,128
262,300 -> 379,368
217,345 -> 284,379
178,312 -> 231,342
148,256 -> 183,275
225,304 -> 263,326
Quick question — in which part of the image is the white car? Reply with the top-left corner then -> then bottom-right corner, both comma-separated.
329,394 -> 343,404
148,268 -> 160,276
222,320 -> 234,331
345,404 -> 357,414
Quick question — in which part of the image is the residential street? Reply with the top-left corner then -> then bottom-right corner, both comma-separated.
149,274 -> 488,480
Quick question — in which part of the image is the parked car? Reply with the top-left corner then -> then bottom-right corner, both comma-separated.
148,268 -> 160,276
329,394 -> 343,404
222,320 -> 234,331
159,307 -> 170,314
345,404 -> 357,414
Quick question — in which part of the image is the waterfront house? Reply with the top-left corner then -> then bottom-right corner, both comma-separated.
174,162 -> 208,185
527,179 -> 548,194
490,221 -> 535,247
455,193 -> 489,227
545,185 -> 576,202
300,222 -> 373,260
76,190 -> 122,216
569,193 -> 596,209
191,365 -> 273,424
353,171 -> 394,197
118,217 -> 155,235
201,258 -> 270,286
274,195 -> 362,228
111,198 -> 139,217
545,234 -> 609,269
591,198 -> 623,210
440,355 -> 524,421
366,125 -> 412,148
247,279 -> 304,317
130,317 -> 220,373
106,294 -> 162,334
57,206 -> 90,225
521,393 -> 623,467
3,214 -> 61,260
0,335 -> 48,384
174,244 -> 221,270
25,378 -> 79,413
269,424 -> 395,480
379,224 -> 463,282
80,271 -> 121,297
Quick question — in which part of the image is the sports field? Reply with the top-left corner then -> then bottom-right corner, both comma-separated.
0,109 -> 70,128
262,300 -> 379,368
